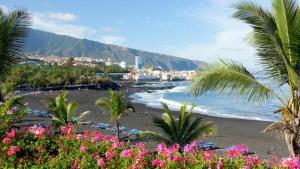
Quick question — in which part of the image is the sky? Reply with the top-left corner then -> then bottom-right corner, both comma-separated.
0,0 -> 274,69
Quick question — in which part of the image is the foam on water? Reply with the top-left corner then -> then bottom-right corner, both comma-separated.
129,81 -> 281,122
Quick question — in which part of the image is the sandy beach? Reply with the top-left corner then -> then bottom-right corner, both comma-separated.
21,88 -> 289,159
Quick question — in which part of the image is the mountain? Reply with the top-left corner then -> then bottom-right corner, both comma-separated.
24,29 -> 203,70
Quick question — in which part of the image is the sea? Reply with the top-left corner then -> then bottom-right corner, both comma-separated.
129,73 -> 287,122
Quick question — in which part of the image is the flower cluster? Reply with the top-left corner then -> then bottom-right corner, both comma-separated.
2,128 -> 17,144
7,146 -> 20,156
226,144 -> 249,158
26,124 -> 52,138
279,156 -> 300,169
0,123 -> 299,168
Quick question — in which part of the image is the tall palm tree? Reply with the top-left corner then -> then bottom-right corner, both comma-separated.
142,103 -> 216,147
96,89 -> 134,140
45,92 -> 89,128
0,8 -> 30,99
191,0 -> 300,156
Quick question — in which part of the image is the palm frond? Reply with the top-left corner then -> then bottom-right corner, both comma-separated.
232,1 -> 289,85
73,111 -> 90,121
263,121 -> 287,133
142,103 -> 216,146
140,131 -> 171,144
66,101 -> 77,119
191,60 -> 273,103
0,9 -> 30,76
153,117 -> 175,141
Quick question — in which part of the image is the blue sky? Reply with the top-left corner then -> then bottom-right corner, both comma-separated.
0,0 -> 273,69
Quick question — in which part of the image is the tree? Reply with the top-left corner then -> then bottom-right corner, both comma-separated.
0,8 -> 30,99
95,89 -> 134,140
141,103 -> 216,147
191,0 -> 300,156
45,92 -> 89,128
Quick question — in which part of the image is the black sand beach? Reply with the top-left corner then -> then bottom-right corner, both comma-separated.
21,88 -> 289,159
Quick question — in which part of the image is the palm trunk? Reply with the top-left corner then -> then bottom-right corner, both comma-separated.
0,90 -> 3,102
0,83 -> 3,102
116,121 -> 120,141
284,130 -> 300,156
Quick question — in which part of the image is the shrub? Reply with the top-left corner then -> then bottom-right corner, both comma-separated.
0,122 -> 299,168
0,95 -> 27,137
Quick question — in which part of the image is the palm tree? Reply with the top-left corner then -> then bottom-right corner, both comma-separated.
141,103 -> 216,147
95,89 -> 134,140
0,8 -> 30,100
45,92 -> 89,128
191,0 -> 300,156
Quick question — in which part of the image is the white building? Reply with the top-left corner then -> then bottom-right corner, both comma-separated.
105,58 -> 112,66
119,61 -> 127,69
135,56 -> 142,70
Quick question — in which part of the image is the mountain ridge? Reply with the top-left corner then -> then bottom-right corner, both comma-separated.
24,29 -> 203,70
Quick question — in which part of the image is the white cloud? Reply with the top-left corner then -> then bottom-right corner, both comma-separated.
171,29 -> 258,68
30,11 -> 127,44
47,12 -> 78,21
170,1 -> 261,69
32,12 -> 96,39
100,35 -> 126,45
0,4 -> 8,13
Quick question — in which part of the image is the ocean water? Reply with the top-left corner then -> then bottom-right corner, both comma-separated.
129,81 -> 283,122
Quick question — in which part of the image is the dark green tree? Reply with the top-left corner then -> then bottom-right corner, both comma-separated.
142,103 -> 216,146
96,89 -> 134,140
0,8 -> 30,99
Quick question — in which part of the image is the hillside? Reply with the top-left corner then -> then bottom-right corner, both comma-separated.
24,29 -> 203,70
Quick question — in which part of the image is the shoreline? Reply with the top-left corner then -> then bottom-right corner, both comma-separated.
21,88 -> 289,158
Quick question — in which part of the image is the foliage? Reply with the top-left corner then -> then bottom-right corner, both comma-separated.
0,95 -> 27,137
142,103 -> 216,146
2,62 -> 128,91
96,89 -> 134,140
0,123 -> 298,168
45,92 -> 89,129
0,8 -> 30,78
191,0 -> 300,156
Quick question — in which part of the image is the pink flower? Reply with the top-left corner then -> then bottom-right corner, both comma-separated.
217,159 -> 224,169
184,140 -> 199,153
83,130 -> 89,139
7,146 -> 20,156
202,150 -> 214,161
2,137 -> 11,144
243,166 -> 251,169
6,107 -> 16,115
120,149 -> 133,158
246,155 -> 261,166
76,134 -> 83,140
80,145 -> 87,152
156,143 -> 167,153
105,151 -> 115,160
27,125 -> 49,138
97,158 -> 105,167
60,123 -> 75,139
170,144 -> 180,152
173,155 -> 184,163
279,156 -> 300,169
91,131 -> 102,142
152,159 -> 165,168
226,144 -> 249,158
135,142 -> 145,149
112,142 -> 123,149
6,129 -> 17,139
91,153 -> 99,159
